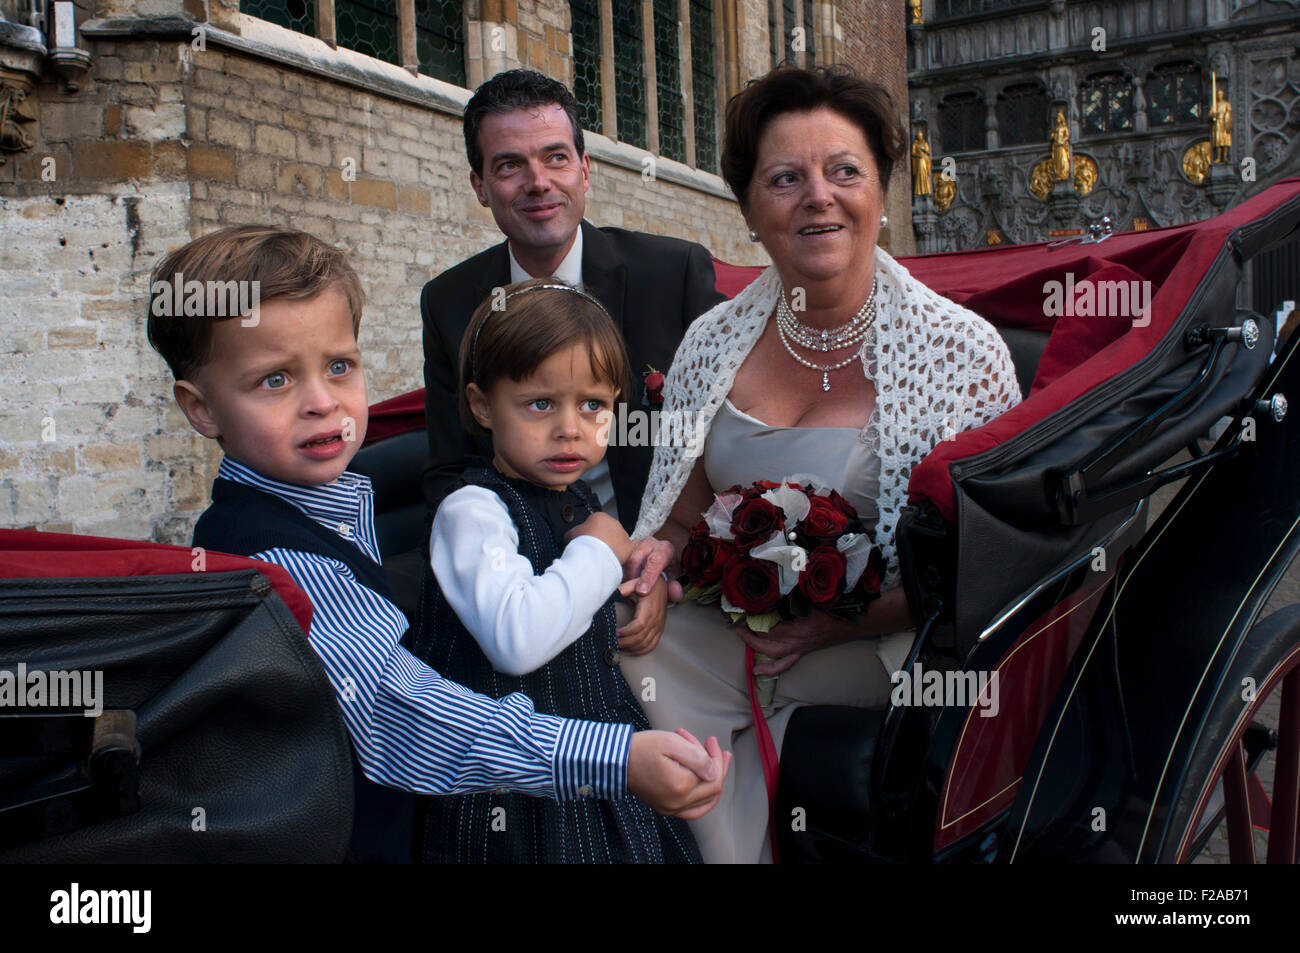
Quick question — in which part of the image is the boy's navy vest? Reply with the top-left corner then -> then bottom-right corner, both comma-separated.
193,477 -> 415,864
408,466 -> 700,864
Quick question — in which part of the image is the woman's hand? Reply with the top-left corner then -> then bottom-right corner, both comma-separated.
623,536 -> 684,602
738,586 -> 915,676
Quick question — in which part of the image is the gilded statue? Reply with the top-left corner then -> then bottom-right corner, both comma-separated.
1030,158 -> 1054,200
1073,156 -> 1098,196
934,174 -> 955,211
1182,140 -> 1212,184
911,129 -> 932,196
910,0 -> 923,25
1210,83 -> 1231,164
1050,108 -> 1071,181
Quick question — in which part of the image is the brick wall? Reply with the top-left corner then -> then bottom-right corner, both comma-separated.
839,0 -> 914,252
0,30 -> 762,542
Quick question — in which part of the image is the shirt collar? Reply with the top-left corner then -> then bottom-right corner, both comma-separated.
216,457 -> 380,555
507,226 -> 584,289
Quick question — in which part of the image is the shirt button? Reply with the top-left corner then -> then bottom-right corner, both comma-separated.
577,784 -> 594,798
336,521 -> 352,537
561,504 -> 576,523
603,648 -> 621,667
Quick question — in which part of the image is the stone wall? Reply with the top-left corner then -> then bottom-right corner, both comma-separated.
0,20 -> 763,542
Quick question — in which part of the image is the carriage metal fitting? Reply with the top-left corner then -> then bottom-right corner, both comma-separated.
1085,216 -> 1113,243
1255,393 -> 1288,422
1187,317 -> 1261,350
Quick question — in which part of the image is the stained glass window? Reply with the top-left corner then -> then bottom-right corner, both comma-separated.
940,91 -> 984,153
1080,72 -> 1133,135
240,0 -> 314,36
613,0 -> 647,149
571,0 -> 603,133
996,82 -> 1047,146
690,0 -> 718,173
414,0 -> 464,85
1148,62 -> 1203,126
336,0 -> 400,66
653,0 -> 685,162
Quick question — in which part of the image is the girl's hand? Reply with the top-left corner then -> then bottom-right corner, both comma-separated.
565,512 -> 633,564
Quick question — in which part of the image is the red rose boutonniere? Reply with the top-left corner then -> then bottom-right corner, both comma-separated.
643,366 -> 665,408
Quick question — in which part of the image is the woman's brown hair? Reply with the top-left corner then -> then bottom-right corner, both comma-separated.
721,65 -> 907,209
457,278 -> 632,434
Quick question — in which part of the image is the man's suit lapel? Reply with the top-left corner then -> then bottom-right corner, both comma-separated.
578,220 -> 627,329
466,242 -> 511,328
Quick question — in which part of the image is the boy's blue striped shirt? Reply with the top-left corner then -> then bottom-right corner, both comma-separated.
216,457 -> 631,801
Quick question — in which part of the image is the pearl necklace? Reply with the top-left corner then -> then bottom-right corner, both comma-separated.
776,277 -> 878,352
775,279 -> 879,392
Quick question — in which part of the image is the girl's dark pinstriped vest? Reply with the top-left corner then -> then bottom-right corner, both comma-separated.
407,466 -> 700,864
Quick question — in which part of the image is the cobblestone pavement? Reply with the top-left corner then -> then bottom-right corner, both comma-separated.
1142,461 -> 1298,865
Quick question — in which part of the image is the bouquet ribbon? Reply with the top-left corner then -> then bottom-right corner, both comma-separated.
746,644 -> 781,864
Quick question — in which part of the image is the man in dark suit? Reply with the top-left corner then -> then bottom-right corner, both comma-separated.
420,70 -> 726,534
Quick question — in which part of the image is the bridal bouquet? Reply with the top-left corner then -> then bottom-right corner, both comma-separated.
680,477 -> 885,706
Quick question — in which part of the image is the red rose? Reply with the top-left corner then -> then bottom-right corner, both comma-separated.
800,496 -> 849,542
828,489 -> 859,520
643,368 -> 665,407
682,534 -> 735,586
753,480 -> 781,490
799,545 -> 847,607
720,556 -> 780,613
730,497 -> 784,549
857,545 -> 885,599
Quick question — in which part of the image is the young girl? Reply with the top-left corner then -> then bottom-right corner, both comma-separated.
407,278 -> 702,863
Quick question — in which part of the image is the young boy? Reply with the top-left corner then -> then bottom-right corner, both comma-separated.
146,226 -> 728,862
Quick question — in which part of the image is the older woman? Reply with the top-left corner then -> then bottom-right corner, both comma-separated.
620,67 -> 1021,862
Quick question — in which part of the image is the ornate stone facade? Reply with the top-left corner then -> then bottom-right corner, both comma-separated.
906,0 -> 1300,252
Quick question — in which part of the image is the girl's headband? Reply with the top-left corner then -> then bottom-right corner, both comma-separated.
470,282 -> 615,380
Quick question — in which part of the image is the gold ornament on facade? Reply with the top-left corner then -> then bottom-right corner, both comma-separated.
1030,158 -> 1054,200
934,174 -> 955,211
910,0 -> 923,24
1182,140 -> 1213,184
1050,107 -> 1072,181
911,129 -> 932,196
1073,155 -> 1098,195
1210,73 -> 1231,164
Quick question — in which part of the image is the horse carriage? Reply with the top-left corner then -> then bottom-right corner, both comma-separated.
3,178 -> 1297,864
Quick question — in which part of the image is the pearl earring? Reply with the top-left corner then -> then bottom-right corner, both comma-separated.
748,230 -> 760,242
879,214 -> 888,228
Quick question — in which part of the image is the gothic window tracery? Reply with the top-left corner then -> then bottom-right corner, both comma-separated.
940,90 -> 984,152
1080,71 -> 1133,135
1148,61 -> 1203,127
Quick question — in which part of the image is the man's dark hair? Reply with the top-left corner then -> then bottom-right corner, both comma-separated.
463,69 -> 586,175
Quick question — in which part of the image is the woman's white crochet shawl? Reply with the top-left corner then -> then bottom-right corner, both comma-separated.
633,246 -> 1021,588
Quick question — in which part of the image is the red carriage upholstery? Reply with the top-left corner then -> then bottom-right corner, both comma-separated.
0,528 -> 313,635
908,178 -> 1300,521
